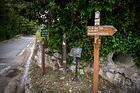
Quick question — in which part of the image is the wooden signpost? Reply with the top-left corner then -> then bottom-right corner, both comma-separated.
40,30 -> 48,76
87,11 -> 117,93
41,39 -> 45,76
63,34 -> 67,74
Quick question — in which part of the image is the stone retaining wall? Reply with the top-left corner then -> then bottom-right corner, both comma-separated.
99,52 -> 140,93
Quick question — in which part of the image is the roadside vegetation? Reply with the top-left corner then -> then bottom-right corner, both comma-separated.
0,0 -> 38,41
0,0 -> 140,66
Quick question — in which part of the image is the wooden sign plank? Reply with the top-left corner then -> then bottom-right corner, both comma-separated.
87,25 -> 117,36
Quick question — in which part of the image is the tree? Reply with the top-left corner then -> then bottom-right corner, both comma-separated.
45,0 -> 140,66
0,0 -> 38,40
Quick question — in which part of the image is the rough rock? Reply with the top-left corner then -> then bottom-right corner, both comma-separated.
106,72 -> 114,82
99,52 -> 140,93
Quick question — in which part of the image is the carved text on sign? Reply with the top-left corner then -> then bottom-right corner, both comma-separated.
87,25 -> 117,36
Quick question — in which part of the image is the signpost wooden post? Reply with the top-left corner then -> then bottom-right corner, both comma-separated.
63,34 -> 67,74
41,39 -> 45,76
40,30 -> 48,76
87,11 -> 117,93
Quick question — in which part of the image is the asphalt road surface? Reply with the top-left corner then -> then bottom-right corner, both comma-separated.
0,35 -> 35,93
0,36 -> 35,70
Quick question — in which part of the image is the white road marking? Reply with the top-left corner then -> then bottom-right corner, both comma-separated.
26,44 -> 30,48
21,40 -> 35,86
18,39 -> 34,56
19,49 -> 25,56
0,66 -> 11,75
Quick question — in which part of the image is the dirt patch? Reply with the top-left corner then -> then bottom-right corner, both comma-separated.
28,60 -> 121,93
29,61 -> 92,93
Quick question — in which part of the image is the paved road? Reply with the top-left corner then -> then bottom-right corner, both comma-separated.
0,35 -> 35,93
0,36 -> 35,70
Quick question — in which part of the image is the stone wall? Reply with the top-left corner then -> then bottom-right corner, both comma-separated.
30,42 -> 140,93
99,52 -> 140,93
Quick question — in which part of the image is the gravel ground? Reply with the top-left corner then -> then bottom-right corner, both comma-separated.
28,60 -> 121,93
28,61 -> 92,93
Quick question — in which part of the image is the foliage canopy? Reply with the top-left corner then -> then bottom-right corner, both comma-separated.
0,0 -> 38,40
1,0 -> 140,66
45,0 -> 140,65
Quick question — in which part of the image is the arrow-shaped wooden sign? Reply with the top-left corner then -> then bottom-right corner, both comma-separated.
86,11 -> 118,93
87,25 -> 117,36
